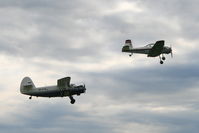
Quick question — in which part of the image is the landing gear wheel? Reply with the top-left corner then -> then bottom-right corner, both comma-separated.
162,57 -> 166,60
69,96 -> 75,104
29,96 -> 32,99
70,99 -> 76,104
129,54 -> 132,57
160,61 -> 164,64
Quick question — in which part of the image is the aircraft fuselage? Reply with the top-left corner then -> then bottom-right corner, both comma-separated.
20,77 -> 86,104
22,85 -> 86,97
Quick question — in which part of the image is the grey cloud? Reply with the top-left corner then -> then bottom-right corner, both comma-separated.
1,102 -> 113,133
1,0 -> 199,133
82,63 -> 199,106
116,110 -> 199,133
140,0 -> 199,40
1,0 -> 196,64
0,0 -> 180,61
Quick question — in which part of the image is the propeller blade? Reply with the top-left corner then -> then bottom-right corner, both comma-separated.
171,51 -> 173,58
83,83 -> 85,88
83,83 -> 86,93
170,44 -> 173,58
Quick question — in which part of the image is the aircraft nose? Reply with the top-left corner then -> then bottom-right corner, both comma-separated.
83,87 -> 86,93
166,47 -> 173,58
165,47 -> 172,54
84,84 -> 86,92
169,47 -> 172,53
80,86 -> 86,93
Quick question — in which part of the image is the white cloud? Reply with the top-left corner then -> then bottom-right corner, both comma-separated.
103,1 -> 143,15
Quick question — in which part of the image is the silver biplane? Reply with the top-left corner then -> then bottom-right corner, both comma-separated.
20,77 -> 86,104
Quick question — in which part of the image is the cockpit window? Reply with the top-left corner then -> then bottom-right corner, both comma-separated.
145,43 -> 154,47
70,84 -> 75,87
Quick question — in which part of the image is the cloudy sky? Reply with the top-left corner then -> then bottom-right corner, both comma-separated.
0,0 -> 199,133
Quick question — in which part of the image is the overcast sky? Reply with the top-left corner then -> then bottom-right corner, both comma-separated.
0,0 -> 199,133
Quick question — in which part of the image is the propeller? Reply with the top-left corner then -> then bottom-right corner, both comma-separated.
170,45 -> 173,58
83,83 -> 86,93
83,83 -> 85,88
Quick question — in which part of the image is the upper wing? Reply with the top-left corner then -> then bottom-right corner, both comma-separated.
148,40 -> 164,57
57,77 -> 71,87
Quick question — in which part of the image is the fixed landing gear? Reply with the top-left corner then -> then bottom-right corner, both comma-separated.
129,54 -> 132,57
69,96 -> 75,104
29,96 -> 32,99
159,55 -> 166,64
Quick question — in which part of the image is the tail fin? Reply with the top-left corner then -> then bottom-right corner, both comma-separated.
122,40 -> 133,52
20,77 -> 36,94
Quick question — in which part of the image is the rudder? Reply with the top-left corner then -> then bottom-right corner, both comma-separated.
122,40 -> 133,52
20,77 -> 36,94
